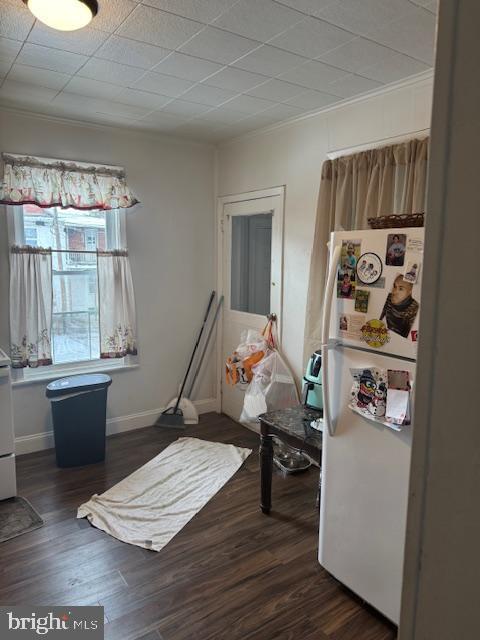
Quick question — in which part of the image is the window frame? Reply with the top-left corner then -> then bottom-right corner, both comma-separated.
7,205 -> 132,384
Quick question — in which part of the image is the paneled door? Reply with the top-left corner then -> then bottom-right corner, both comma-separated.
218,188 -> 284,424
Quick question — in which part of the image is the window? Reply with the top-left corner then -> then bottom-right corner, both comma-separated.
9,204 -> 126,370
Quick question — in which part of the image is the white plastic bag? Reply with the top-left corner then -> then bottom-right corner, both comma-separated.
240,349 -> 299,427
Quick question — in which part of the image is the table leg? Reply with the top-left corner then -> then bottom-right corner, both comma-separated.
260,433 -> 273,514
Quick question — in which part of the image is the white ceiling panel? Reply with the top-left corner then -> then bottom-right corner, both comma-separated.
0,37 -> 23,64
0,62 -> 11,78
0,0 -> 35,41
0,80 -> 58,104
95,35 -> 171,69
178,27 -> 259,64
318,37 -> 397,74
315,0 -> 416,36
212,0 -> 303,43
269,16 -> 354,59
114,87 -> 172,109
327,73 -> 383,98
256,102 -> 305,121
180,83 -> 239,106
247,79 -> 306,102
221,93 -> 275,115
366,7 -> 436,65
359,52 -> 430,84
140,110 -> 188,129
199,108 -> 247,125
206,67 -> 267,92
16,43 -> 88,74
134,71 -> 194,97
284,89 -> 340,110
142,0 -> 238,24
279,59 -> 348,90
232,45 -> 307,76
161,99 -> 212,117
154,52 -> 223,82
62,76 -> 124,99
78,58 -> 142,87
7,64 -> 70,91
27,23 -> 109,56
89,0 -> 138,33
273,0 -> 332,15
117,5 -> 203,49
93,100 -> 150,120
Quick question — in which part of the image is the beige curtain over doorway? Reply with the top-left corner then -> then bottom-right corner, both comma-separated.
303,137 -> 429,363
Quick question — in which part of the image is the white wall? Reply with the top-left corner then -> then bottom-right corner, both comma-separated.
0,110 -> 216,452
217,73 -> 433,382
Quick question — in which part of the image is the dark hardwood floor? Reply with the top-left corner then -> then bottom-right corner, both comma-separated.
0,413 -> 397,640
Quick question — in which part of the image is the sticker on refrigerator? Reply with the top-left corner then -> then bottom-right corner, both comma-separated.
403,259 -> 421,284
356,252 -> 382,284
385,233 -> 407,266
406,237 -> 424,254
354,289 -> 370,313
337,240 -> 361,299
380,274 -> 419,339
362,276 -> 385,289
360,319 -> 390,348
339,314 -> 366,340
385,370 -> 411,426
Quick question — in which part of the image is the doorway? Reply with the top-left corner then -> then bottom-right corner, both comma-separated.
217,187 -> 284,422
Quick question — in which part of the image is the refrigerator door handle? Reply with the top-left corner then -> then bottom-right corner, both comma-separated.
321,243 -> 341,437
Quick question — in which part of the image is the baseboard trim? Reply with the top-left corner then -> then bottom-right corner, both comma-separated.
14,398 -> 219,455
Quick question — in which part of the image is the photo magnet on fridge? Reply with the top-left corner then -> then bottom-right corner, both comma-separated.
380,274 -> 419,338
404,259 -> 421,284
356,252 -> 382,284
385,233 -> 407,266
354,289 -> 370,313
337,240 -> 361,299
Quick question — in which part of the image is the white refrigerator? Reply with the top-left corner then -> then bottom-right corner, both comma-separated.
319,227 -> 424,624
0,347 -> 16,501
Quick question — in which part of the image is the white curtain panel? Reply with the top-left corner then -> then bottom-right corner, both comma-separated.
9,246 -> 53,368
97,251 -> 137,359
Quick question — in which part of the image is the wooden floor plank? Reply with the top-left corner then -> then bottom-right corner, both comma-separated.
0,413 -> 396,640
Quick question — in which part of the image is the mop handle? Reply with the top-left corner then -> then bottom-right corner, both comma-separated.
186,295 -> 224,398
173,291 -> 216,412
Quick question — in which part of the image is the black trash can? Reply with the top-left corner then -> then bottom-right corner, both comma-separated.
46,374 -> 112,468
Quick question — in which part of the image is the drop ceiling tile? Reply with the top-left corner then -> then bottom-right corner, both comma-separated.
90,0 -> 138,33
314,0 -> 415,35
247,78 -> 305,102
27,23 -> 109,56
0,37 -> 23,65
117,5 -> 203,49
7,64 -> 70,91
269,16 -> 355,59
284,89 -> 339,109
52,92 -> 105,112
0,62 -> 12,78
199,108 -> 247,124
140,110 -> 188,129
424,0 -> 439,13
232,45 -> 307,76
142,0 -> 237,23
221,93 -> 275,114
0,0 -> 35,41
17,43 -> 88,74
0,80 -> 57,104
161,99 -> 212,117
327,73 -> 383,98
154,52 -> 223,82
134,71 -> 194,97
359,52 -> 430,83
181,83 -> 238,106
112,87 -> 172,109
366,6 -> 436,65
213,0 -> 303,43
93,100 -> 151,119
206,67 -> 267,92
274,0 -> 332,15
78,58 -> 141,87
62,76 -> 124,99
278,59 -> 348,90
318,37 -> 397,74
174,120 -> 226,137
179,27 -> 259,65
256,102 -> 305,121
94,35 -> 171,69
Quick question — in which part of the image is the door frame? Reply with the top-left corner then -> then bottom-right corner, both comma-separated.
215,186 -> 286,412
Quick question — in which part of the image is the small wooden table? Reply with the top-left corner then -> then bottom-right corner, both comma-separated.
258,404 -> 323,514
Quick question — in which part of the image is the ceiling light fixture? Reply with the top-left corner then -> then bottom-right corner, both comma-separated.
23,0 -> 98,32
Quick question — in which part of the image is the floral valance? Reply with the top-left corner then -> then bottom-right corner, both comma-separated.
0,153 -> 139,211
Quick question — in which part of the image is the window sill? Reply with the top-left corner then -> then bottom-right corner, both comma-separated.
12,361 -> 139,388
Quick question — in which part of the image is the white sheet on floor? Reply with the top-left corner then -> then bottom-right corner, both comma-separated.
77,437 -> 252,552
